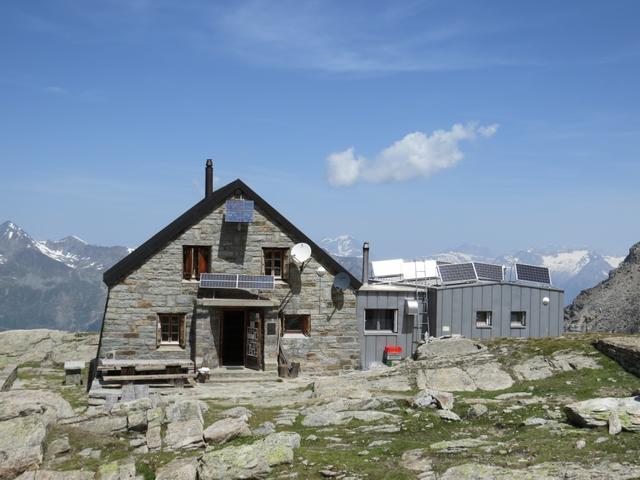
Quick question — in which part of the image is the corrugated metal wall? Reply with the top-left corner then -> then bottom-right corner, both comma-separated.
428,283 -> 564,339
357,290 -> 421,369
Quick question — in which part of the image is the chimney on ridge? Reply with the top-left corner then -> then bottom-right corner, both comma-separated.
205,159 -> 213,198
362,241 -> 370,285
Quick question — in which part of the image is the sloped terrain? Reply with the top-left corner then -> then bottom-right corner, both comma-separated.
0,222 -> 129,331
2,330 -> 640,479
565,241 -> 640,333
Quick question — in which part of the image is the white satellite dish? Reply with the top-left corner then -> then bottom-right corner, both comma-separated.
333,272 -> 351,291
291,243 -> 312,265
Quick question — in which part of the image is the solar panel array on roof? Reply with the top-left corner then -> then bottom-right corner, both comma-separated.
473,262 -> 504,282
225,199 -> 254,223
437,262 -> 478,284
199,273 -> 274,290
515,263 -> 551,284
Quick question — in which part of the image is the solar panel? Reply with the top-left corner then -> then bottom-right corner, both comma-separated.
437,262 -> 478,284
515,263 -> 551,284
199,273 -> 275,290
225,199 -> 254,223
473,262 -> 504,282
237,274 -> 275,290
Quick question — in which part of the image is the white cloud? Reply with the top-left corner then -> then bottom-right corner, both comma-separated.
326,122 -> 498,186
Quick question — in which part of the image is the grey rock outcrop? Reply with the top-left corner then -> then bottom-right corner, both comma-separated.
156,458 -> 198,480
198,432 -> 300,480
440,461 -> 640,479
203,417 -> 252,445
0,390 -> 74,480
564,396 -> 640,432
15,471 -> 94,480
565,241 -> 640,333
595,336 -> 640,377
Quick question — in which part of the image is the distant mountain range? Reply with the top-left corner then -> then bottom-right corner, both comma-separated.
320,235 -> 624,305
0,222 -> 626,332
0,221 -> 130,332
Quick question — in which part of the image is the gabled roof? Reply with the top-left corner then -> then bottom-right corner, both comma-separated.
103,179 -> 362,289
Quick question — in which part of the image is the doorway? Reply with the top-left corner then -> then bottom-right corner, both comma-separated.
221,311 -> 245,366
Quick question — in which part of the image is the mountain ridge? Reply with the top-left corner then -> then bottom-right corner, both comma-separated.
319,235 -> 624,304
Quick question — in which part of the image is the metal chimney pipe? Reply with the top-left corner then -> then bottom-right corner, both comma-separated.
362,241 -> 370,285
205,159 -> 213,198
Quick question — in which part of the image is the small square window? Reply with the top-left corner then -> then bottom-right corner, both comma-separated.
282,314 -> 310,336
263,248 -> 289,279
158,314 -> 186,347
183,246 -> 210,280
364,309 -> 398,333
511,311 -> 526,328
476,311 -> 492,328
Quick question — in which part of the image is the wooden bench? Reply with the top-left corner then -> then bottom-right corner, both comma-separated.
98,359 -> 195,386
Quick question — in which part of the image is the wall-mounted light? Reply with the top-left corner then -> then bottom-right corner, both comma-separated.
542,296 -> 550,306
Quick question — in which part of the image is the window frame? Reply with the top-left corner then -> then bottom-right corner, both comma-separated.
263,248 -> 289,280
475,311 -> 493,329
510,311 -> 527,329
157,313 -> 186,347
282,314 -> 311,337
182,246 -> 210,281
364,309 -> 398,335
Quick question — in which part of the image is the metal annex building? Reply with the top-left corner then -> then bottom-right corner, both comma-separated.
356,244 -> 565,369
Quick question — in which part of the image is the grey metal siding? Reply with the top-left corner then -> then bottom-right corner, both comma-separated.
428,283 -> 564,341
358,290 -> 423,369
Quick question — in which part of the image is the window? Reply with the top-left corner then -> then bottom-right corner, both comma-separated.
183,246 -> 210,280
282,314 -> 310,336
476,311 -> 492,328
263,248 -> 288,279
365,309 -> 398,333
511,311 -> 526,328
157,314 -> 186,347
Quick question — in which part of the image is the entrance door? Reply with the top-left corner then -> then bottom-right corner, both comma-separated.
244,311 -> 263,370
222,311 -> 245,366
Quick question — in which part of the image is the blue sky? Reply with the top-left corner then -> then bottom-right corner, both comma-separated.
1,0 -> 639,258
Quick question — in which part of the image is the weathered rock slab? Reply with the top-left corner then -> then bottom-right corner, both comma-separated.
156,457 -> 198,480
198,432 -> 300,480
440,461 -> 640,479
164,418 -> 204,450
204,417 -> 251,445
565,396 -> 640,431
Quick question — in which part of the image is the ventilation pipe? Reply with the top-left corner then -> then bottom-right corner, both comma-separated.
362,241 -> 370,285
205,159 -> 213,198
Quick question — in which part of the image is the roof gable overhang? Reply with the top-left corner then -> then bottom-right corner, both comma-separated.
103,179 -> 362,289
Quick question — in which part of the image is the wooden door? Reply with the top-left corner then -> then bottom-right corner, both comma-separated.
244,310 -> 263,370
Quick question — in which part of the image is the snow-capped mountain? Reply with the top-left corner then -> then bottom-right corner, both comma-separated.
320,235 -> 361,258
0,221 -> 130,331
431,247 -> 623,304
321,234 -> 624,305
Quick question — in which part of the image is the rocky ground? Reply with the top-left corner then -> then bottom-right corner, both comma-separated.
1,330 -> 640,479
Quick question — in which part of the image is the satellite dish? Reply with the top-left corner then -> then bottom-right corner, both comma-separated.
291,243 -> 312,265
333,272 -> 351,291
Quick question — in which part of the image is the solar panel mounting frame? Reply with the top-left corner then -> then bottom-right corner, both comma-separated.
514,263 -> 552,285
199,273 -> 275,290
437,262 -> 478,284
473,262 -> 504,282
224,199 -> 254,223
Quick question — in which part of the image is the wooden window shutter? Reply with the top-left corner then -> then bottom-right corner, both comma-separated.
282,249 -> 290,280
156,316 -> 161,348
183,247 -> 193,280
302,315 -> 310,336
197,248 -> 208,279
179,316 -> 186,348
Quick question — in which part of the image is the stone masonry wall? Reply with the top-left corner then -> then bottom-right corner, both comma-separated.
594,337 -> 640,378
99,196 -> 359,373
